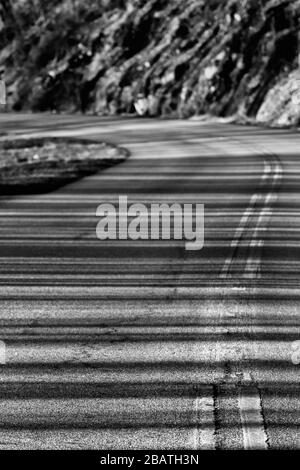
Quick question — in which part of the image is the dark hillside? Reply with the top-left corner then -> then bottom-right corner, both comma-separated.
0,0 -> 299,124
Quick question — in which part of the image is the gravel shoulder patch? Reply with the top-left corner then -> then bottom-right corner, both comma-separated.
0,138 -> 129,194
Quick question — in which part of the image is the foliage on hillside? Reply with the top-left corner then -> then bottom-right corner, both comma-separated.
0,0 -> 299,124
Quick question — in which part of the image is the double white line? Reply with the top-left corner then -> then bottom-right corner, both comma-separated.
221,152 -> 282,280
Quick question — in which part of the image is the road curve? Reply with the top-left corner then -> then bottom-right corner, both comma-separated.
0,113 -> 299,449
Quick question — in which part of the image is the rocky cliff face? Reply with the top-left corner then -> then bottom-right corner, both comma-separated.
0,0 -> 299,124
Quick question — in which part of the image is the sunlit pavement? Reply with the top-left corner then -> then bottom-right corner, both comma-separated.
0,113 -> 299,449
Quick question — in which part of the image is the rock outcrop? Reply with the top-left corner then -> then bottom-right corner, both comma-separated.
0,0 -> 299,124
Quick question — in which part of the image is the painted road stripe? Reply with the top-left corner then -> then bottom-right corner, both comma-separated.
220,193 -> 260,277
244,158 -> 282,279
194,393 -> 216,450
238,386 -> 268,450
221,154 -> 282,279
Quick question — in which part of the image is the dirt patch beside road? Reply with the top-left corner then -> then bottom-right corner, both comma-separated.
0,138 -> 129,194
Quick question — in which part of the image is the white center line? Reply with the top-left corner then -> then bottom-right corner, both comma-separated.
244,158 -> 282,279
221,153 -> 282,280
238,386 -> 268,450
194,393 -> 216,450
220,194 -> 260,278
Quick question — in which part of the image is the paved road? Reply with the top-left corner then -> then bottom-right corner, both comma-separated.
0,113 -> 299,449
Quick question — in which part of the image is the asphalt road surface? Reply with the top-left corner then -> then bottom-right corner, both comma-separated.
0,113 -> 299,449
